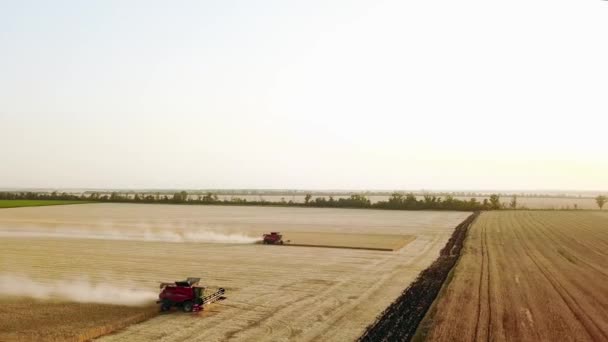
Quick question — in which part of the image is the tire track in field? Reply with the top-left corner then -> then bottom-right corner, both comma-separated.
472,213 -> 493,342
484,215 -> 493,342
473,219 -> 487,341
513,212 -> 606,341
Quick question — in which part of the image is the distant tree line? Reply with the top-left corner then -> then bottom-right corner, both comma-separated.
374,193 -> 502,211
0,191 -> 499,211
89,189 -> 601,200
2,191 -> 606,211
0,191 -> 83,201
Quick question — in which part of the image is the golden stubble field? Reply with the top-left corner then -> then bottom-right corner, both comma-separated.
0,204 -> 469,341
420,211 -> 608,342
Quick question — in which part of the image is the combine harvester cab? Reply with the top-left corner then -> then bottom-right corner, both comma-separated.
262,232 -> 284,245
158,277 -> 225,312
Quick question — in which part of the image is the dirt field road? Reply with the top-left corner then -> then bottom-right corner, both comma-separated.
422,211 -> 608,342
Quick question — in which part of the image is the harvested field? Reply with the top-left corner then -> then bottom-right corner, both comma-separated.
420,211 -> 608,342
0,204 -> 469,341
283,232 -> 416,251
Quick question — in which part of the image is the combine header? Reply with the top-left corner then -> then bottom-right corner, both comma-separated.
157,277 -> 225,312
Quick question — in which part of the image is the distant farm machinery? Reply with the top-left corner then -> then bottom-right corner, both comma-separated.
262,232 -> 285,245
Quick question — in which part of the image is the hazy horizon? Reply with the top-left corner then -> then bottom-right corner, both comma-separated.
2,1 -> 607,190
1,187 -> 605,196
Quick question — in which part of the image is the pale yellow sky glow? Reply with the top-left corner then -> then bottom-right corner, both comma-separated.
1,1 -> 607,190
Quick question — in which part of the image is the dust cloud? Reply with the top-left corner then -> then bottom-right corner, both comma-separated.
0,274 -> 156,306
0,228 -> 258,244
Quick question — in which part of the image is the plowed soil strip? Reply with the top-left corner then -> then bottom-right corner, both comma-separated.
358,212 -> 479,342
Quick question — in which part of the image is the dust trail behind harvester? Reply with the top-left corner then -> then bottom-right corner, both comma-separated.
0,227 -> 259,244
0,274 -> 156,306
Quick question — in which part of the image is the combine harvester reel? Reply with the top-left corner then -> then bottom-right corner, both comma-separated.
157,277 -> 226,313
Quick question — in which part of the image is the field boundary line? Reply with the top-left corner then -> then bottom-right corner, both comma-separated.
484,215 -> 492,341
473,215 -> 492,342
357,212 -> 480,342
277,244 -> 396,251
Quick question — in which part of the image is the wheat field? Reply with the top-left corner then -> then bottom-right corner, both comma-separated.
420,211 -> 608,341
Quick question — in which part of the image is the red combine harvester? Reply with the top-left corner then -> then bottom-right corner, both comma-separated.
262,232 -> 284,244
157,277 -> 225,312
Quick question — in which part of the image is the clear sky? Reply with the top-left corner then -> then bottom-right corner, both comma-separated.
1,0 -> 607,191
